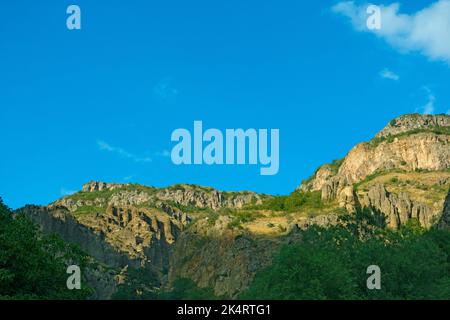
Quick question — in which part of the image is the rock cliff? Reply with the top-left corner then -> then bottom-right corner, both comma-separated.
376,114 -> 450,138
299,114 -> 450,229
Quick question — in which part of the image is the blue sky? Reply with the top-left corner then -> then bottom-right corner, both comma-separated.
1,0 -> 450,208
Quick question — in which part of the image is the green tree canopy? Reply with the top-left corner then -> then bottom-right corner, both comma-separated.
0,197 -> 93,299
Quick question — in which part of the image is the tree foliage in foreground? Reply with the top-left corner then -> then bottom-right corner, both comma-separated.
241,208 -> 450,300
158,278 -> 217,300
0,197 -> 93,300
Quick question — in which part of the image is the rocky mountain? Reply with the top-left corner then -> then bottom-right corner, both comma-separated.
16,113 -> 450,299
299,113 -> 450,228
17,183 -> 269,298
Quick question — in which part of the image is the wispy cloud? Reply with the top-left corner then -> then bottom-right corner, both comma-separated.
123,175 -> 135,181
332,1 -> 450,65
380,68 -> 400,81
153,77 -> 179,103
61,188 -> 76,196
97,140 -> 152,163
155,149 -> 171,157
418,87 -> 436,114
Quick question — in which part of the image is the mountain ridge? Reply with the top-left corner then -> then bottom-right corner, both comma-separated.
15,113 -> 450,299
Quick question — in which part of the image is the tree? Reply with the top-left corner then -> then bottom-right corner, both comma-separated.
0,197 -> 93,299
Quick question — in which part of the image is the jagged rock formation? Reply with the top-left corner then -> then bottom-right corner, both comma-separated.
359,184 -> 436,229
299,114 -> 450,229
82,181 -> 128,192
55,182 -> 267,212
376,114 -> 450,138
154,186 -> 265,210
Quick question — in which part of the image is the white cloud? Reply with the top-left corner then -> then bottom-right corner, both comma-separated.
332,1 -> 450,64
97,140 -> 152,163
446,109 -> 450,115
422,98 -> 435,114
380,68 -> 400,80
419,87 -> 435,114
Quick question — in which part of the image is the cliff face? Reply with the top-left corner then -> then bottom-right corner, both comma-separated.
168,216 -> 283,298
17,182 -> 271,298
338,132 -> 449,185
18,205 -> 132,268
359,184 -> 437,229
299,114 -> 450,229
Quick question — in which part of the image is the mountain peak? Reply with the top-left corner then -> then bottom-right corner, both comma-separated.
376,113 -> 450,138
82,181 -> 131,192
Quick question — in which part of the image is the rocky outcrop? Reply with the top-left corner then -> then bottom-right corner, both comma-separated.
376,114 -> 450,138
154,186 -> 266,210
297,115 -> 450,230
297,114 -> 450,229
337,132 -> 450,186
306,132 -> 450,195
82,181 -> 129,192
359,184 -> 437,229
18,203 -> 189,298
56,182 -> 267,213
301,115 -> 450,193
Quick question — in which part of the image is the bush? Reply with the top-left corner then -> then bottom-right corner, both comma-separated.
248,191 -> 324,212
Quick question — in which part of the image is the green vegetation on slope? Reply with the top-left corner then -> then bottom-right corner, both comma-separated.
158,278 -> 217,300
246,190 -> 326,212
369,126 -> 450,148
0,197 -> 93,300
241,208 -> 450,300
301,158 -> 344,187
